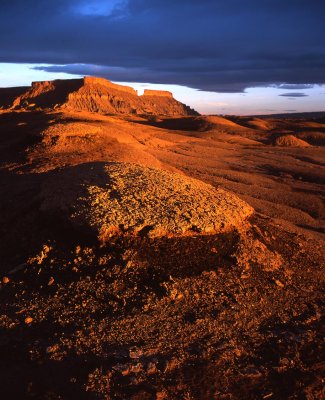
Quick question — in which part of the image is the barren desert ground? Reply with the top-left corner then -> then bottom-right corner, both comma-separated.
0,78 -> 324,399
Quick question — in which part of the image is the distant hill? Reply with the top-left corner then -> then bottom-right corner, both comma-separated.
250,111 -> 325,119
0,77 -> 199,117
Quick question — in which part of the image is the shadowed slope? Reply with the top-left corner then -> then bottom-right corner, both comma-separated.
0,86 -> 30,109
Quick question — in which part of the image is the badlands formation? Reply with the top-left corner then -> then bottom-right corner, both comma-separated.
1,76 -> 198,116
0,78 -> 324,400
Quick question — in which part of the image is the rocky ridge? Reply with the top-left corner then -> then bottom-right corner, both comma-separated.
40,162 -> 254,240
0,76 -> 198,116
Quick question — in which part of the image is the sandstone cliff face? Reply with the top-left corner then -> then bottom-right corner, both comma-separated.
10,79 -> 84,109
83,77 -> 137,95
142,89 -> 173,98
2,77 -> 198,116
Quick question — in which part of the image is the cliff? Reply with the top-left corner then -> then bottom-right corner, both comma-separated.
1,77 -> 199,116
142,89 -> 173,98
83,77 -> 137,95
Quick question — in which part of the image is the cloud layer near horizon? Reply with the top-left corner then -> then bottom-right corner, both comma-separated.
1,0 -> 325,92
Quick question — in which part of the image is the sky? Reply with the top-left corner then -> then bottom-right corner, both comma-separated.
0,0 -> 324,115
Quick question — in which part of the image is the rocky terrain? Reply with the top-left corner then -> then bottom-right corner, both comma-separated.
274,135 -> 311,148
0,80 -> 324,399
40,162 -> 253,240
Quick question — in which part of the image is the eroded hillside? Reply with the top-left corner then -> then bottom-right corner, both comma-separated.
0,77 -> 198,117
0,102 -> 324,399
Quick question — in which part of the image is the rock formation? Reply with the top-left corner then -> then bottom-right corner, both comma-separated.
0,77 -> 198,116
0,86 -> 30,109
143,89 -> 173,98
41,162 -> 253,240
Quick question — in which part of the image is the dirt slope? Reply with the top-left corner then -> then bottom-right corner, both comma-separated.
274,134 -> 311,147
0,104 -> 324,400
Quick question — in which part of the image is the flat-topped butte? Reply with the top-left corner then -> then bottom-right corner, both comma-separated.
0,76 -> 198,116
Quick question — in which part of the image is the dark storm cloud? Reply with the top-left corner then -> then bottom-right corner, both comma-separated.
279,93 -> 309,97
1,0 -> 325,92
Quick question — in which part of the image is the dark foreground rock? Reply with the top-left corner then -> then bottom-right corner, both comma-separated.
0,213 -> 324,400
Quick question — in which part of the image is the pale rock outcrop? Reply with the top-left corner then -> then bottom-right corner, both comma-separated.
40,162 -> 254,241
142,89 -> 173,98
